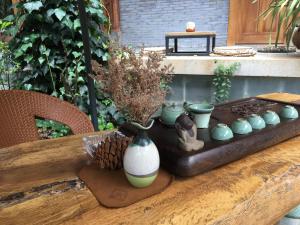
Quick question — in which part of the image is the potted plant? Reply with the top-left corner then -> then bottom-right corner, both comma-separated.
254,0 -> 300,49
92,46 -> 173,188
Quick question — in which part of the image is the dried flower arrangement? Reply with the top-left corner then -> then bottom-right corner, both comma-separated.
91,46 -> 174,126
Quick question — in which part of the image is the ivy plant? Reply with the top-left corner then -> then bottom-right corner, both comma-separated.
212,62 -> 240,103
36,118 -> 71,138
5,0 -> 110,111
4,0 -> 119,131
0,19 -> 19,90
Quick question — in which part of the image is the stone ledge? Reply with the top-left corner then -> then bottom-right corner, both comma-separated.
163,53 -> 300,77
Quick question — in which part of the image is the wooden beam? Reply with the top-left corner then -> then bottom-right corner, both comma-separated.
227,0 -> 238,46
103,0 -> 120,32
11,0 -> 19,14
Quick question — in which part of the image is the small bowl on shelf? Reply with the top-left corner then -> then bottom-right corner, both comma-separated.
211,123 -> 234,141
262,110 -> 280,125
247,114 -> 266,130
279,105 -> 299,119
231,118 -> 252,135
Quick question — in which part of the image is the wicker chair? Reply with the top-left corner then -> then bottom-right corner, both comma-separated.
0,90 -> 94,148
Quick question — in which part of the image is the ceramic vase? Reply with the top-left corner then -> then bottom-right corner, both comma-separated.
123,120 -> 160,188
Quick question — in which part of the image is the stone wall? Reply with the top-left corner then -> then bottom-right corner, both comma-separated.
119,0 -> 229,48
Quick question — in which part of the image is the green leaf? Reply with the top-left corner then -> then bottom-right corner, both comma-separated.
54,8 -> 66,21
72,51 -> 81,58
73,19 -> 81,30
23,1 -> 43,13
76,42 -> 83,48
20,43 -> 32,52
77,76 -> 84,83
24,55 -> 33,63
38,56 -> 45,64
62,16 -> 73,29
46,9 -> 55,17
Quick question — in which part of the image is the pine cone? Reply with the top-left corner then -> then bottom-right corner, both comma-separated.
92,132 -> 132,170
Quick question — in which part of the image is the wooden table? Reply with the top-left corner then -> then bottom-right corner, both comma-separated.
165,32 -> 216,56
2,93 -> 300,225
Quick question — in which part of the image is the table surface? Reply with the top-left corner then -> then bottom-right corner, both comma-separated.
1,93 -> 300,225
165,31 -> 216,37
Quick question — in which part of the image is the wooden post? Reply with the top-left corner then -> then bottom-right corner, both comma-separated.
103,0 -> 120,32
11,0 -> 19,14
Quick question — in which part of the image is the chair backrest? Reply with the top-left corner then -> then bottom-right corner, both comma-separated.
0,90 -> 94,148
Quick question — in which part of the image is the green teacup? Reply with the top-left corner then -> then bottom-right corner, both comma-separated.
280,105 -> 299,119
231,118 -> 252,135
262,110 -> 280,125
160,103 -> 185,126
211,123 -> 234,141
247,114 -> 266,130
186,103 -> 214,129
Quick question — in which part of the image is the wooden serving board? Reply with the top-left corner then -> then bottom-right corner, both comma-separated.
147,97 -> 300,177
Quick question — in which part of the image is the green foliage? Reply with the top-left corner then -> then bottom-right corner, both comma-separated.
212,62 -> 240,103
253,0 -> 300,47
0,20 -> 19,90
3,0 -> 119,135
0,0 -> 12,19
5,0 -> 109,111
36,118 -> 71,138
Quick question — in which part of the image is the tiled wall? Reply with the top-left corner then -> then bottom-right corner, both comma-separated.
119,0 -> 229,48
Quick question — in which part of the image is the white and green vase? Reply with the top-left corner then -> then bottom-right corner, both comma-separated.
123,120 -> 160,188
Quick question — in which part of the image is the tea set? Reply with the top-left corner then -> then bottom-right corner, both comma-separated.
160,102 -> 299,142
160,102 -> 214,128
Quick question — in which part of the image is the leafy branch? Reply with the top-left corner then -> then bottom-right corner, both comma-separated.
212,62 -> 240,103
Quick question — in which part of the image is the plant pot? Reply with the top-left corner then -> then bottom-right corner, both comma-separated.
292,27 -> 300,49
123,120 -> 160,188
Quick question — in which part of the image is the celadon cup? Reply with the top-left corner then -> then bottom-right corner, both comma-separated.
185,103 -> 214,129
231,118 -> 252,135
286,205 -> 300,219
280,105 -> 299,119
262,110 -> 281,125
211,123 -> 234,141
247,114 -> 266,130
160,103 -> 185,126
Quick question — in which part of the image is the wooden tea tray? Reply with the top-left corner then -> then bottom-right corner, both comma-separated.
147,97 -> 300,177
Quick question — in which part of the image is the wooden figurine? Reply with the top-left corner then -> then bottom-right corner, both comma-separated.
175,113 -> 204,152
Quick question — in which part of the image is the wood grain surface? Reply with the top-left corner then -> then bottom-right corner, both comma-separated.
1,93 -> 300,225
